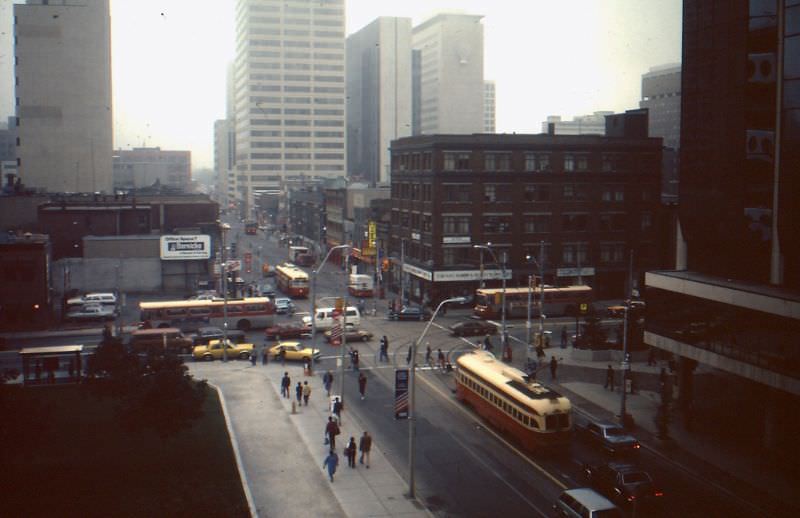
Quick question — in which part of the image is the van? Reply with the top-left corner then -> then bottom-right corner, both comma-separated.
553,488 -> 621,518
302,306 -> 360,331
129,327 -> 194,355
67,292 -> 117,307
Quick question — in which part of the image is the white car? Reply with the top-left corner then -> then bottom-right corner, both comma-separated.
66,292 -> 117,307
274,297 -> 294,314
66,304 -> 116,322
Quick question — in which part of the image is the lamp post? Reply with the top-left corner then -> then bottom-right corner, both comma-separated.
219,222 -> 231,362
473,244 -> 507,354
311,244 -> 349,380
525,241 -> 546,350
620,250 -> 634,427
408,296 -> 466,498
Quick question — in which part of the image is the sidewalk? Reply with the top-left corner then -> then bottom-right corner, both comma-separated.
189,360 -> 429,518
526,343 -> 800,516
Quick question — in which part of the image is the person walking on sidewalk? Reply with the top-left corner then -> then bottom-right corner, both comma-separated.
359,431 -> 372,468
345,437 -> 357,468
425,345 -> 432,367
295,381 -> 303,405
323,370 -> 333,397
302,380 -> 311,406
352,349 -> 360,372
437,348 -> 446,372
322,449 -> 339,482
549,356 -> 558,381
332,397 -> 343,422
358,372 -> 367,400
281,372 -> 291,399
325,416 -> 340,449
604,364 -> 615,391
379,336 -> 389,362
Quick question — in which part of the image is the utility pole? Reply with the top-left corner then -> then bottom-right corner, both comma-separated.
400,238 -> 406,305
620,250 -> 634,427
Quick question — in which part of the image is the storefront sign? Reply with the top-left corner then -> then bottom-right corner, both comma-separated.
433,269 -> 513,282
402,263 -> 433,281
556,267 -> 596,277
160,235 -> 211,260
442,236 -> 471,244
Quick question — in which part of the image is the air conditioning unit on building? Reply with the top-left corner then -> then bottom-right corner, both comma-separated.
747,53 -> 776,84
745,129 -> 774,162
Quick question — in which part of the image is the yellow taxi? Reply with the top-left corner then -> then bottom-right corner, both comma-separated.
268,341 -> 321,362
192,338 -> 254,361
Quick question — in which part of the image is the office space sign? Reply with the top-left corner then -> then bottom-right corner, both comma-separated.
160,235 -> 211,260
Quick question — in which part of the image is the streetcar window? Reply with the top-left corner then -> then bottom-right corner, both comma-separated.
523,416 -> 529,426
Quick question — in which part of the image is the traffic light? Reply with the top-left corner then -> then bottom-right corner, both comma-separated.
382,258 -> 390,271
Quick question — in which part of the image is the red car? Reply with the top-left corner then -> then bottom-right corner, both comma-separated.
265,321 -> 311,339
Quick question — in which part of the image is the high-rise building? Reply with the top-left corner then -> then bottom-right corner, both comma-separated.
412,13 -> 485,135
640,64 -> 681,150
13,0 -> 113,194
347,17 -> 412,185
541,112 -> 612,135
483,80 -> 496,133
232,0 -> 346,214
645,0 -> 800,456
113,147 -> 192,192
214,119 -> 236,210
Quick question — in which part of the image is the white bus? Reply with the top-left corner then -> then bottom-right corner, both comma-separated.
139,297 -> 274,331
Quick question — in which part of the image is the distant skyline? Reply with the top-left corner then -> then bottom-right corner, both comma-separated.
0,0 -> 682,171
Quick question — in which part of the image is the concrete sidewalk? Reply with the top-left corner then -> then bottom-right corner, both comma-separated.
189,360 -> 429,518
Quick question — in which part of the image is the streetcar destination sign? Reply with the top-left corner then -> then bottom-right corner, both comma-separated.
160,235 -> 211,260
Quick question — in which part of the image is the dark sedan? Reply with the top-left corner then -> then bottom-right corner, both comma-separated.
387,306 -> 432,321
583,462 -> 663,508
265,321 -> 311,339
450,320 -> 498,337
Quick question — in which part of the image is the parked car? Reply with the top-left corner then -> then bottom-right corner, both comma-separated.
323,326 -> 373,343
192,338 -> 253,361
66,292 -> 117,308
65,304 -> 116,322
583,462 -> 663,508
274,297 -> 295,315
450,320 -> 498,337
268,341 -> 320,362
191,327 -> 247,346
388,306 -> 431,321
129,327 -> 193,354
265,321 -> 311,339
578,418 -> 641,455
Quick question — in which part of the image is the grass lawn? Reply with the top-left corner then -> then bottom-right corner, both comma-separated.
2,384 -> 250,518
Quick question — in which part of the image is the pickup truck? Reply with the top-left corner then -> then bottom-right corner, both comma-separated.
65,304 -> 116,322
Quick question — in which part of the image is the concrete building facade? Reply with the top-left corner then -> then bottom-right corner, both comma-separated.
232,0 -> 346,213
214,119 -> 236,210
113,147 -> 192,192
541,112 -> 613,136
347,17 -> 413,185
412,13 -> 485,135
13,0 -> 113,194
483,80 -> 496,133
640,63 -> 681,150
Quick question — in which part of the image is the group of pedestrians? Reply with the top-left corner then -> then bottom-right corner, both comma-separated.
323,430 -> 372,482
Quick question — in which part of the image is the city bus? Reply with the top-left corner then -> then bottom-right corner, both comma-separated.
275,263 -> 309,298
138,297 -> 274,331
245,220 -> 258,235
348,273 -> 374,297
473,285 -> 593,319
456,350 -> 572,450
289,245 -> 314,266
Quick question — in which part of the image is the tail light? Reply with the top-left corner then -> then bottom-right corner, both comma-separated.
627,495 -> 636,502
654,490 -> 664,497
633,443 -> 641,449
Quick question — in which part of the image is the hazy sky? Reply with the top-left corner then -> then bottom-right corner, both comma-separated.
0,0 -> 682,170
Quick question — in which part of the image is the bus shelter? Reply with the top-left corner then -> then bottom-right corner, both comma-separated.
19,345 -> 84,385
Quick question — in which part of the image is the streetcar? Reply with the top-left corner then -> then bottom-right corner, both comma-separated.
275,263 -> 309,298
139,297 -> 274,331
473,285 -> 593,319
455,350 -> 572,450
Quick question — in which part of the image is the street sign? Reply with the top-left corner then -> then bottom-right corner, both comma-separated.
394,368 -> 409,419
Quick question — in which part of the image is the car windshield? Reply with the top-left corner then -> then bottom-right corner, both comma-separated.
622,472 -> 651,484
606,427 -> 626,436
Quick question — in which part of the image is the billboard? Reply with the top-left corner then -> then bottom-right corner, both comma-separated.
160,235 -> 211,260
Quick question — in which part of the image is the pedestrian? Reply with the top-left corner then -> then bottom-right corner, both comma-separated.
549,355 -> 558,380
345,437 -> 357,468
484,335 -> 493,352
281,372 -> 291,399
332,397 -> 342,421
302,380 -> 311,406
295,381 -> 303,405
425,345 -> 432,366
406,346 -> 413,365
279,347 -> 286,366
358,372 -> 367,400
379,336 -> 389,362
561,326 -> 568,348
322,449 -> 339,482
348,347 -> 355,369
250,347 -> 257,366
325,416 -> 340,449
323,370 -> 333,397
359,431 -> 372,468
437,348 -> 445,371
604,364 -> 615,391
352,349 -> 360,372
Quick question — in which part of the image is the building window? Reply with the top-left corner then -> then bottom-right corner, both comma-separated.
525,153 -> 551,172
641,211 -> 653,231
443,216 -> 470,235
576,154 -> 589,171
615,190 -> 625,202
564,154 -> 575,172
443,185 -> 471,202
484,185 -> 497,202
483,216 -> 511,233
598,213 -> 626,232
563,185 -> 574,199
444,152 -> 471,171
600,243 -> 626,264
524,184 -> 551,202
562,243 -> 588,265
422,215 -> 432,232
485,152 -> 511,171
523,215 -> 550,233
443,247 -> 473,266
422,153 -> 432,170
562,213 -> 588,232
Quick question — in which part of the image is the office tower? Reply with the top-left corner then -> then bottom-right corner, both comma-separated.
113,147 -> 192,192
412,13 -> 484,135
540,112 -> 613,135
484,80 -> 496,133
640,63 -> 681,150
347,17 -> 412,185
233,0 -> 346,213
14,0 -> 113,193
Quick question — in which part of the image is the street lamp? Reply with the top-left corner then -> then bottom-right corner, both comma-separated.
219,222 -> 231,362
408,296 -> 466,498
473,244 -> 507,356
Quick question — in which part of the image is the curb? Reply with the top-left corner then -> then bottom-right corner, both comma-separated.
207,381 -> 259,518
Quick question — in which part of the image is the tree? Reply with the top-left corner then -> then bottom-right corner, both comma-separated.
85,334 -> 207,439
